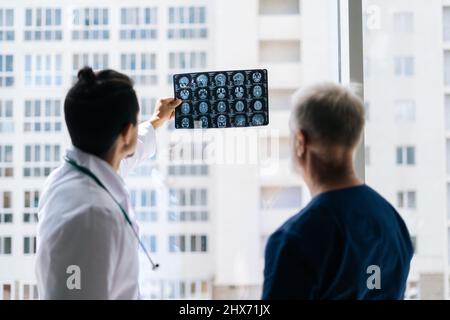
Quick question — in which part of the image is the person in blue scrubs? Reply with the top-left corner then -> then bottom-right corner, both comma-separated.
262,83 -> 413,300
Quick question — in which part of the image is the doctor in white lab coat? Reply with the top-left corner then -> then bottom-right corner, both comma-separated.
35,67 -> 181,299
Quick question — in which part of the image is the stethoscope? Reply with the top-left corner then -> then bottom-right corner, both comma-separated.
64,156 -> 160,271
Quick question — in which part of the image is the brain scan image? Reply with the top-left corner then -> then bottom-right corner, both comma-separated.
234,115 -> 246,127
252,72 -> 262,83
235,101 -> 245,112
181,102 -> 190,114
217,115 -> 227,128
234,86 -> 245,99
174,69 -> 268,129
253,85 -> 262,98
197,88 -> 208,100
253,100 -> 263,111
216,87 -> 226,99
179,76 -> 190,88
196,74 -> 208,87
199,116 -> 208,128
214,73 -> 226,86
199,102 -> 209,114
180,89 -> 190,100
233,73 -> 245,85
217,101 -> 227,113
251,114 -> 265,126
181,117 -> 190,128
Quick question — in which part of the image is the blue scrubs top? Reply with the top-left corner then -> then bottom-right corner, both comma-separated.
262,184 -> 413,300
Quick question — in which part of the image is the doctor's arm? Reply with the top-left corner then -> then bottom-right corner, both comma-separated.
119,98 -> 181,176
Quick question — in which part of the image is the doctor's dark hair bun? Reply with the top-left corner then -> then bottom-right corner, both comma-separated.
65,67 -> 140,157
77,66 -> 96,85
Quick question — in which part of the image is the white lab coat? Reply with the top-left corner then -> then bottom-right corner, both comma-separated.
35,122 -> 156,299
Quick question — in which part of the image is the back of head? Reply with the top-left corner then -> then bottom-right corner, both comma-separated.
64,67 -> 139,157
290,82 -> 365,149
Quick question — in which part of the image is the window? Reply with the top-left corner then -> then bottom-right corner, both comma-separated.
130,189 -> 157,222
396,146 -> 415,166
24,8 -> 62,41
446,51 -> 450,86
141,235 -> 157,253
23,190 -> 39,224
140,97 -> 156,117
23,236 -> 36,254
167,165 -> 209,176
260,187 -> 302,210
394,56 -> 414,77
24,99 -> 62,132
168,234 -> 208,253
120,7 -> 158,40
393,12 -> 414,33
23,144 -> 60,177
167,7 -> 207,39
259,0 -> 300,15
0,9 -> 14,41
72,8 -> 109,40
1,283 -> 12,300
397,190 -> 416,210
21,284 -> 38,300
0,55 -> 14,87
259,40 -> 301,63
120,53 -> 157,86
72,53 -> 109,83
0,145 -> 13,177
411,236 -> 417,253
394,100 -> 415,123
168,52 -> 207,70
0,100 -> 13,133
0,236 -> 12,255
444,7 -> 450,42
24,54 -> 62,87
0,191 -> 12,224
446,95 -> 450,131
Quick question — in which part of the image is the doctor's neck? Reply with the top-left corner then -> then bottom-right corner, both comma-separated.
101,144 -> 129,172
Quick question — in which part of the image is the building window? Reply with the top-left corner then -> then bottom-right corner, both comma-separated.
24,54 -> 62,87
167,165 -> 209,176
24,8 -> 62,41
0,100 -> 13,133
168,234 -> 208,253
23,236 -> 36,254
24,99 -> 62,133
0,191 -> 13,224
1,283 -> 12,300
0,55 -> 14,87
22,284 -> 38,300
410,236 -> 417,253
167,7 -> 207,39
72,53 -> 109,83
397,191 -> 417,210
23,144 -> 60,177
141,235 -> 157,253
0,9 -> 14,41
259,40 -> 301,63
23,190 -> 39,224
168,52 -> 207,70
140,97 -> 156,118
444,7 -> 450,42
0,145 -> 13,177
71,8 -> 109,40
0,236 -> 12,255
168,188 -> 208,222
130,189 -> 157,222
120,7 -> 158,40
120,53 -> 157,86
393,12 -> 414,33
396,146 -> 415,165
260,186 -> 302,210
394,56 -> 414,77
394,100 -> 415,123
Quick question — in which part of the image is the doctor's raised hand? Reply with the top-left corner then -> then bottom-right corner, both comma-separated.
35,67 -> 181,300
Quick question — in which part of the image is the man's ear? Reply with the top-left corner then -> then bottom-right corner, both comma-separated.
295,130 -> 307,158
121,123 -> 135,146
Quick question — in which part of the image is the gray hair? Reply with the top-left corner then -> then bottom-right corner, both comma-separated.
290,82 -> 365,148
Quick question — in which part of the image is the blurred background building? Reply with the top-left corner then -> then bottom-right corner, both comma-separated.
0,0 -> 448,300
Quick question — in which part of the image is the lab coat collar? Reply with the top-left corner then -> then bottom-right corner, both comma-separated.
65,145 -> 128,207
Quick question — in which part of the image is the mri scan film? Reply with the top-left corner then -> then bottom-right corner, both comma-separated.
173,69 -> 269,129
